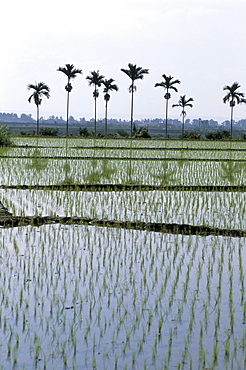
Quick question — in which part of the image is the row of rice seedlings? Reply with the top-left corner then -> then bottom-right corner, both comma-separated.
0,223 -> 245,368
174,236 -> 246,369
12,137 -> 246,150
3,144 -> 245,162
0,156 -> 245,187
2,188 -> 246,230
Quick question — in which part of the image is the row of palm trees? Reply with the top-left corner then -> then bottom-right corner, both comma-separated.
85,71 -> 118,136
223,82 -> 246,139
27,63 -> 246,138
28,65 -> 118,137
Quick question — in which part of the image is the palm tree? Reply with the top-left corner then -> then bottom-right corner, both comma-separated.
86,70 -> 105,136
57,64 -> 82,137
172,95 -> 194,137
27,82 -> 50,135
155,74 -> 180,138
223,82 -> 246,139
121,63 -> 149,138
102,78 -> 119,136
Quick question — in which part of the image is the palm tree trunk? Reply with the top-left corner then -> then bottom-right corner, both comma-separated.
66,91 -> 69,137
130,82 -> 134,138
105,101 -> 108,136
182,113 -> 185,138
37,104 -> 39,136
230,105 -> 233,140
94,87 -> 97,137
94,97 -> 97,137
165,98 -> 168,139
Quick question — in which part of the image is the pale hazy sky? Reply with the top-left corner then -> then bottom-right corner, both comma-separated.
1,0 -> 246,122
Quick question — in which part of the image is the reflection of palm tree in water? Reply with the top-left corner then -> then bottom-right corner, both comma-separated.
84,143 -> 115,183
62,139 -> 74,184
177,143 -> 186,186
219,145 -> 244,229
26,138 -> 48,171
151,141 -> 175,186
0,146 -> 11,156
219,142 -> 244,185
151,161 -> 175,186
85,158 -> 115,183
63,162 -> 74,184
219,161 -> 244,185
126,142 -> 174,186
125,140 -> 141,185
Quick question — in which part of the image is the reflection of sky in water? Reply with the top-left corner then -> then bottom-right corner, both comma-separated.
1,189 -> 245,230
0,225 -> 245,369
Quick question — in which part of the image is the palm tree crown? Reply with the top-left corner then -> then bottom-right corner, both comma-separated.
223,82 -> 246,105
121,63 -> 149,86
155,74 -> 180,94
27,82 -> 50,106
223,82 -> 246,139
121,63 -> 149,137
57,64 -> 82,136
103,78 -> 119,99
86,70 -> 105,90
172,95 -> 194,137
27,82 -> 50,135
57,64 -> 82,91
86,71 -> 105,136
102,78 -> 119,136
155,74 -> 180,138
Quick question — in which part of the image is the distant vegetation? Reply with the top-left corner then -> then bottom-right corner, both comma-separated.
1,111 -> 246,130
2,114 -> 246,139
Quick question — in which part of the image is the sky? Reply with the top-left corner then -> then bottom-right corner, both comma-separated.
1,0 -> 246,123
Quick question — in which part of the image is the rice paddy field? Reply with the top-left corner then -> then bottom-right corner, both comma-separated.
0,137 -> 245,369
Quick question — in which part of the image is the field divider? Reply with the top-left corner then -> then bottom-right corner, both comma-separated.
0,214 -> 245,237
0,155 -> 245,162
1,184 -> 246,192
11,145 -> 246,151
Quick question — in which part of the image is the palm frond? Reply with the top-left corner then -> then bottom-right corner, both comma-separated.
86,70 -> 105,87
57,64 -> 82,80
154,82 -> 165,88
223,82 -> 245,106
172,95 -> 193,113
121,63 -> 149,82
121,68 -> 131,78
27,82 -> 50,106
155,74 -> 180,91
222,93 -> 231,103
27,83 -> 37,90
102,78 -> 119,93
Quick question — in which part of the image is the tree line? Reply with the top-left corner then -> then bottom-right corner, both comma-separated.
27,63 -> 246,139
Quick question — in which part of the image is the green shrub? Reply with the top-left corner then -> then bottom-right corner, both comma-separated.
78,127 -> 90,137
134,127 -> 151,139
20,130 -> 35,136
116,129 -> 129,138
39,128 -> 58,136
0,125 -> 12,146
205,130 -> 230,140
180,131 -> 201,140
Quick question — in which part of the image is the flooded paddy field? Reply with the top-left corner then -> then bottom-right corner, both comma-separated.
0,138 -> 245,369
